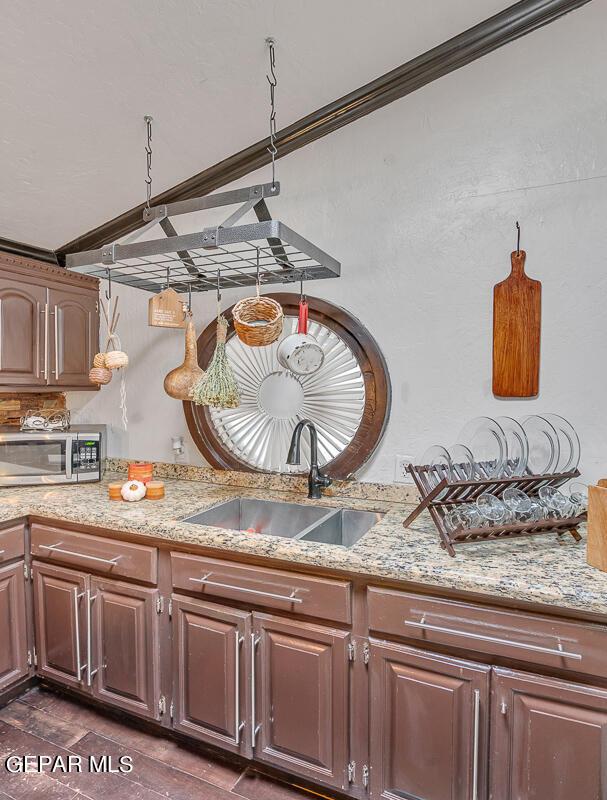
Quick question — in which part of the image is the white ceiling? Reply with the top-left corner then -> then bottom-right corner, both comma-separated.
0,0 -> 513,249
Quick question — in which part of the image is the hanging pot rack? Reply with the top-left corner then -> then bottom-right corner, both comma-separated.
64,180 -> 341,294
65,41 -> 339,295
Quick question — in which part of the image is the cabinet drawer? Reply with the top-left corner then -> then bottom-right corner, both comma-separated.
172,553 -> 351,624
31,524 -> 157,584
0,523 -> 25,563
368,587 -> 607,679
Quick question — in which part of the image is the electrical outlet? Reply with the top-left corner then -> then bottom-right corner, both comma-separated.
394,454 -> 414,483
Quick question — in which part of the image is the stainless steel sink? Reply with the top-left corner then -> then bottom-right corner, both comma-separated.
183,497 -> 384,547
298,508 -> 384,547
183,498 -> 333,539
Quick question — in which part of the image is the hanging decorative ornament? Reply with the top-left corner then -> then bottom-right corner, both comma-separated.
164,311 -> 205,400
100,293 -> 129,369
88,366 -> 112,385
190,277 -> 240,409
91,271 -> 129,431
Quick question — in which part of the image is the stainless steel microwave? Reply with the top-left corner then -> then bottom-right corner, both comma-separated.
0,425 -> 105,486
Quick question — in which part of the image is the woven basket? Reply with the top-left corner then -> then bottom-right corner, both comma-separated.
232,295 -> 283,347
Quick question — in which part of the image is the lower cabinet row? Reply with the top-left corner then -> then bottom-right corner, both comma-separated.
4,559 -> 607,799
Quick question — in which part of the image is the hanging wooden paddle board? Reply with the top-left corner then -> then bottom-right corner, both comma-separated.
148,288 -> 186,328
492,250 -> 541,398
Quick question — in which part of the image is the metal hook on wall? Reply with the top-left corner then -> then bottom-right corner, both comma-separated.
166,266 -> 171,290
105,268 -> 112,301
187,282 -> 192,313
516,221 -> 521,254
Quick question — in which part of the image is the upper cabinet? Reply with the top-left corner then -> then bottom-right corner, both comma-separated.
49,288 -> 98,387
0,252 -> 99,391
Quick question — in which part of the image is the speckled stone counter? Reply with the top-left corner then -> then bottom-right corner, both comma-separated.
1,469 -> 605,618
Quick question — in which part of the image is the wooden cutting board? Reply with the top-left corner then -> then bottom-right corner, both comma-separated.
492,249 -> 541,397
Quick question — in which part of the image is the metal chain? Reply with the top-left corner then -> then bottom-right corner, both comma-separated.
265,38 -> 278,190
144,115 -> 153,209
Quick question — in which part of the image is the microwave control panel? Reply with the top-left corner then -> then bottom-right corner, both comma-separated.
73,435 -> 101,477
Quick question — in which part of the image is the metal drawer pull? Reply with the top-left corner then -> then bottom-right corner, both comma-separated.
234,633 -> 244,745
251,632 -> 261,748
39,542 -> 122,567
472,689 -> 480,800
190,573 -> 303,604
86,589 -> 98,687
404,619 -> 582,660
72,589 -> 86,680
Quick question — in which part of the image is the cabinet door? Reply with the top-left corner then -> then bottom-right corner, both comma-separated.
0,279 -> 47,385
91,577 -> 160,720
252,613 -> 350,791
369,640 -> 490,800
48,288 -> 98,386
0,561 -> 28,692
491,668 -> 607,800
33,561 -> 88,688
172,595 -> 251,757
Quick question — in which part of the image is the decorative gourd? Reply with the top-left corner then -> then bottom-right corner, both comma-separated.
164,313 -> 204,400
120,480 -> 147,502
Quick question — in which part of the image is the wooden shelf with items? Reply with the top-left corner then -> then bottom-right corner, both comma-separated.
403,464 -> 585,557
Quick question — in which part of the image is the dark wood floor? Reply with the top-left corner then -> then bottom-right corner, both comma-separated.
0,687 -> 332,800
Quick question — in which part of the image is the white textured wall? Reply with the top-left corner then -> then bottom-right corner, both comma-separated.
70,3 -> 607,484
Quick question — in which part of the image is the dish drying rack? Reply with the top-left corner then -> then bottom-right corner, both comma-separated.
403,463 -> 585,557
64,182 -> 340,294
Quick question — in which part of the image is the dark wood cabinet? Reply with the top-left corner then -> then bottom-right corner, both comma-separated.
0,279 -> 47,386
15,527 -> 607,799
49,288 -> 98,387
91,578 -> 160,720
0,561 -> 28,692
0,252 -> 99,390
172,595 -> 251,756
491,668 -> 607,800
33,561 -> 87,688
369,640 -> 490,800
252,612 -> 351,792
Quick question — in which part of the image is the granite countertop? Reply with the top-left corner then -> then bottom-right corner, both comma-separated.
1,469 -> 605,618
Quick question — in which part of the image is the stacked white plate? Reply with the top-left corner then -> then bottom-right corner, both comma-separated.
417,414 -> 580,488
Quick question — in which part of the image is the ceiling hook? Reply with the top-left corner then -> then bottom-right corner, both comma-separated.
105,268 -> 112,301
187,282 -> 192,313
216,269 -> 222,305
516,221 -> 521,255
166,266 -> 170,290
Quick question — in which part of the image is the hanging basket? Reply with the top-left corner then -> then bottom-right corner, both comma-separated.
232,295 -> 283,347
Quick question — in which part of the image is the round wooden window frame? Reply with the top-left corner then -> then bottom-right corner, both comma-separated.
184,293 -> 391,479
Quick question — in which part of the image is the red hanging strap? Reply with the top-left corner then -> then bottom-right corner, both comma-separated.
297,299 -> 309,335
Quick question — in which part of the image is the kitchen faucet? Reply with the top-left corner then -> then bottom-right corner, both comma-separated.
287,420 -> 332,500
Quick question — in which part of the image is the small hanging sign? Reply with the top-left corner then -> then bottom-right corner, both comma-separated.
148,288 -> 186,328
